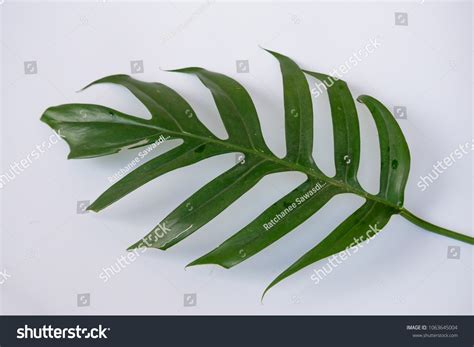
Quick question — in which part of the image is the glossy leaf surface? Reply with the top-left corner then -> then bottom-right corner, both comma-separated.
41,50 -> 473,298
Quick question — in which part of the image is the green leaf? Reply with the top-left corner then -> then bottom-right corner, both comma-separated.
262,93 -> 410,296
41,104 -> 168,159
82,74 -> 215,136
264,49 -> 317,168
128,155 -> 285,250
41,49 -> 473,298
357,95 -> 411,206
304,71 -> 361,188
189,179 -> 343,268
88,139 -> 226,212
400,209 -> 474,245
169,67 -> 272,152
263,201 -> 396,297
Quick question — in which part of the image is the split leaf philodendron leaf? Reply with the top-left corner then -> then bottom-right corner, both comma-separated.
41,49 -> 474,298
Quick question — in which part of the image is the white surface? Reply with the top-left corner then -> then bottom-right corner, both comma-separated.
1,0 -> 472,315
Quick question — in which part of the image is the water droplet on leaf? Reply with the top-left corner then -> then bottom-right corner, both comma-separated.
79,110 -> 89,119
185,202 -> 193,211
185,109 -> 193,118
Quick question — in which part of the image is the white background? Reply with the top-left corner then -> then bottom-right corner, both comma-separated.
1,0 -> 472,315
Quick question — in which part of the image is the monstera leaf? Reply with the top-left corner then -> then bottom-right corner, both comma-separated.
41,50 -> 473,297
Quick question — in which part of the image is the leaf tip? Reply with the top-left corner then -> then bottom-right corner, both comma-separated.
85,203 -> 99,213
356,94 -> 371,105
186,256 -> 230,269
86,197 -> 111,213
260,46 -> 281,58
163,67 -> 203,74
79,74 -> 132,92
185,257 -> 208,268
126,240 -> 146,252
40,106 -> 54,123
66,152 -> 78,160
260,285 -> 273,302
78,79 -> 99,92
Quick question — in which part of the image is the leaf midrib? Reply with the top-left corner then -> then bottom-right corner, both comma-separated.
127,119 -> 403,211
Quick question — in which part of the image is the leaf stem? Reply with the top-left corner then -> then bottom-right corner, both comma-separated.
400,209 -> 473,245
105,117 -> 471,244
132,120 -> 401,207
